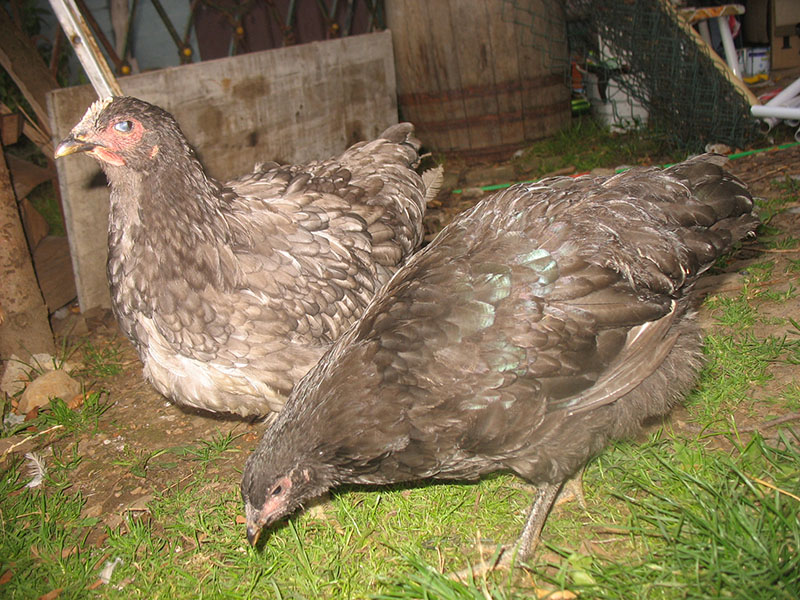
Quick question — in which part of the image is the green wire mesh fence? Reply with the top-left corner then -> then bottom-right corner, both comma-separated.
504,0 -> 762,151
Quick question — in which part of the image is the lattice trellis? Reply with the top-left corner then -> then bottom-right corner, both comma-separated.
68,0 -> 385,74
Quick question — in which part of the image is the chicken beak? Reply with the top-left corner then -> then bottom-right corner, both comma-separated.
246,521 -> 262,547
54,133 -> 97,159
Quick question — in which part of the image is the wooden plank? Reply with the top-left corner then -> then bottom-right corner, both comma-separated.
0,8 -> 59,136
384,2 -> 426,142
1,113 -> 23,145
515,0 -> 570,140
0,144 -> 55,358
485,1 -> 525,148
451,0 -> 503,151
385,0 -> 467,152
33,236 -> 77,312
47,31 -> 398,311
421,1 -> 470,150
5,155 -> 53,200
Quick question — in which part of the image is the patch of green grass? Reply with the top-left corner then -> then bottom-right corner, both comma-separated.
7,337 -> 80,381
704,291 -> 758,329
755,176 -> 800,225
112,447 -> 169,479
688,332 -> 799,421
760,282 -> 797,304
179,430 -> 243,464
513,116 -> 677,179
534,432 -> 800,599
38,392 -> 112,435
80,340 -> 123,379
375,554 -> 521,600
742,260 -> 775,284
49,443 -> 84,475
769,236 -> 800,250
777,383 -> 800,411
2,392 -> 112,439
0,458 -> 101,599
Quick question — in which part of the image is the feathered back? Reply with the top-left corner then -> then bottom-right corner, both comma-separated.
255,154 -> 757,488
58,96 -> 439,416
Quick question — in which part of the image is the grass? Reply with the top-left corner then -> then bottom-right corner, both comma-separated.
511,116 -> 681,179
79,341 -> 124,379
179,430 -> 244,464
2,123 -> 799,598
535,431 -> 800,599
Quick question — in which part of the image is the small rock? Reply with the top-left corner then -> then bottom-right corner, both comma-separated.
17,370 -> 81,414
1,354 -> 50,397
705,142 -> 732,154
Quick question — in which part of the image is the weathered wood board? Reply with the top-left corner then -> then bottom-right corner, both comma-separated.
48,31 -> 398,311
385,0 -> 570,158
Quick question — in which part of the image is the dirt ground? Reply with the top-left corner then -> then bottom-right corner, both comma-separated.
4,143 -> 800,549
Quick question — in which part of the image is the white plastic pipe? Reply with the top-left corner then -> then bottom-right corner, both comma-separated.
765,76 -> 800,107
782,96 -> 800,127
752,76 -> 800,129
751,105 -> 800,120
716,16 -> 741,79
697,20 -> 712,48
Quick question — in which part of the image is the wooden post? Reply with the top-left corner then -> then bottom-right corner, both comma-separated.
0,145 -> 55,362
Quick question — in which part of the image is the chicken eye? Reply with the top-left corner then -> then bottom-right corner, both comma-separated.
271,485 -> 282,496
114,120 -> 134,133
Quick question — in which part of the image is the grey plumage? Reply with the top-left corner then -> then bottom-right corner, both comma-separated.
55,96 -> 437,416
241,154 -> 758,560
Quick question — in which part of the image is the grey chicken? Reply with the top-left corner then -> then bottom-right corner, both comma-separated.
241,155 -> 758,564
55,96 -> 439,416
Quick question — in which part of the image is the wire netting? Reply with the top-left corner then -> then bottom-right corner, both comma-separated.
503,0 -> 763,151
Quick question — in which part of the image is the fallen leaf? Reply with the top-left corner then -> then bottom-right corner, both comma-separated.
86,579 -> 104,591
0,570 -> 12,585
61,546 -> 77,559
235,514 -> 246,524
124,494 -> 154,513
66,394 -> 85,410
37,588 -> 63,600
24,407 -> 39,421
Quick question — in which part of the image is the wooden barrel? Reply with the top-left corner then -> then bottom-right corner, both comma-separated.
385,0 -> 571,160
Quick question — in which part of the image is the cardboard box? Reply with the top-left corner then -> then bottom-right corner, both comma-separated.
771,34 -> 800,70
772,0 -> 800,69
743,0 -> 800,69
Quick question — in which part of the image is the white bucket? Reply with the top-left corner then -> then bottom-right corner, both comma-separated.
584,71 -> 649,132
